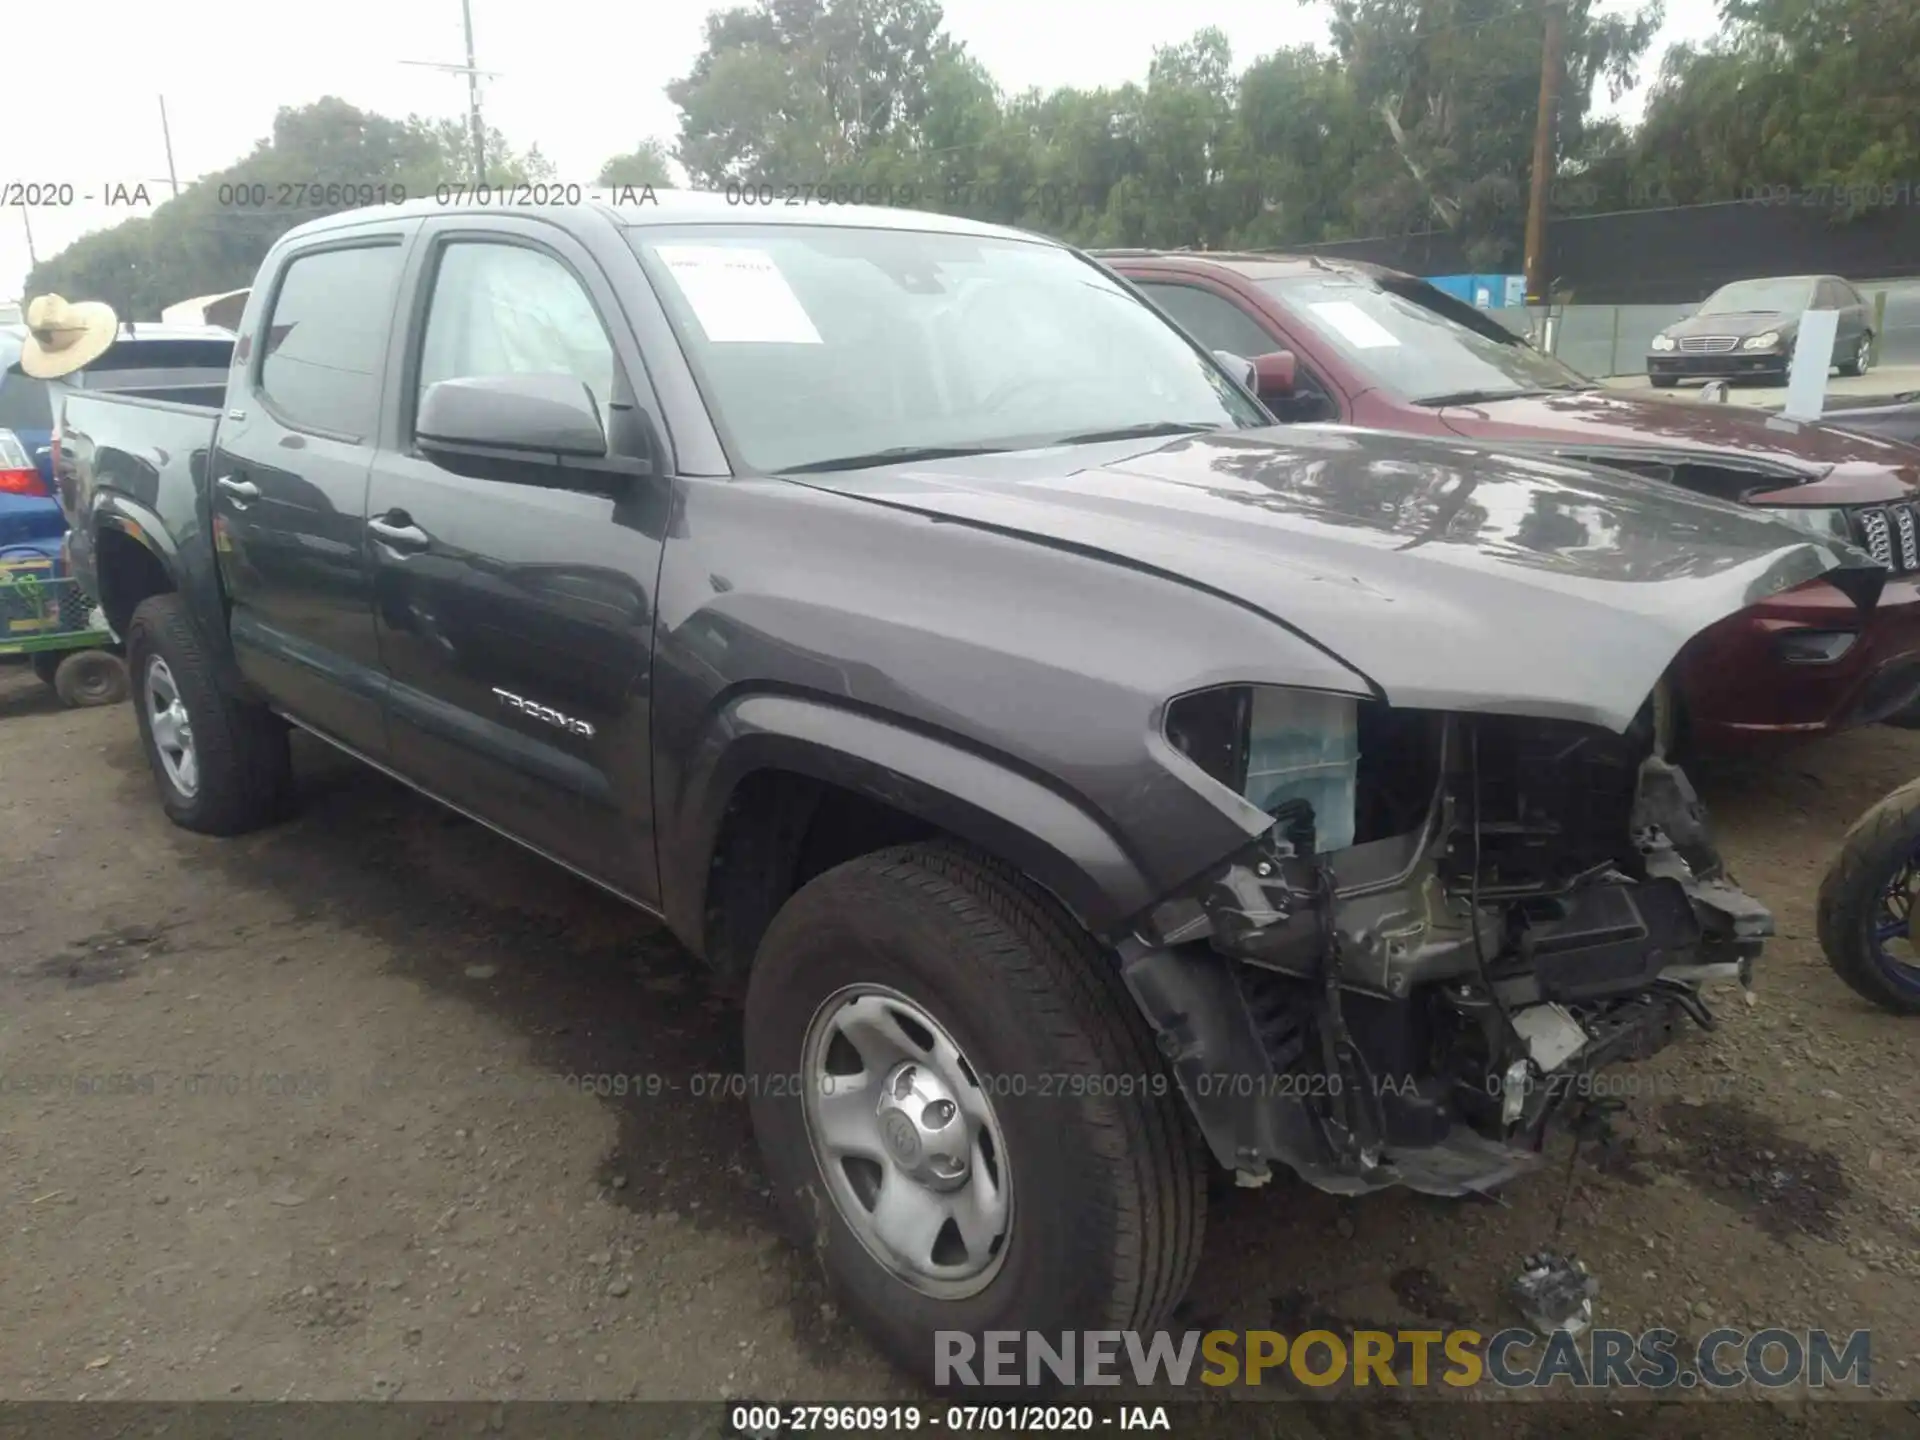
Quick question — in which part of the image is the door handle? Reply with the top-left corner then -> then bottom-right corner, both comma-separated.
368,515 -> 430,551
216,476 -> 259,505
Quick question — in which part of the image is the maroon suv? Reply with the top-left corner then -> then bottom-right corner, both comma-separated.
1102,250 -> 1920,752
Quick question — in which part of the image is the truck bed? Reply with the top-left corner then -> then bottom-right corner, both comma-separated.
58,389 -> 222,542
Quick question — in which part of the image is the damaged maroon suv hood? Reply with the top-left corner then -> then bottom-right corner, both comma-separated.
1436,389 -> 1920,503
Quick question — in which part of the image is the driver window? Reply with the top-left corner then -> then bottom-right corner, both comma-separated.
417,242 -> 617,430
1136,281 -> 1339,423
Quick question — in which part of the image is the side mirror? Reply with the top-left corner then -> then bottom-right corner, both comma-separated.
1251,350 -> 1298,397
418,373 -> 611,458
1214,350 -> 1258,390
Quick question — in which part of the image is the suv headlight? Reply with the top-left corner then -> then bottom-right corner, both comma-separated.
1742,331 -> 1782,350
1756,506 -> 1853,542
1650,333 -> 1676,352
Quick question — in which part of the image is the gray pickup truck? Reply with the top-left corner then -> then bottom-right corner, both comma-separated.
57,194 -> 1869,1381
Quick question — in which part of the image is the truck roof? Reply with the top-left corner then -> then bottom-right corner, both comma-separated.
276,191 -> 1053,248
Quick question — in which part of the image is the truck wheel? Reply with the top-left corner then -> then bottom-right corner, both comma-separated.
744,842 -> 1205,1386
127,594 -> 291,835
52,649 -> 130,708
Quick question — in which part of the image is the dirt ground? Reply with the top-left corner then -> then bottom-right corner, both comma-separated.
4,659 -> 1920,1411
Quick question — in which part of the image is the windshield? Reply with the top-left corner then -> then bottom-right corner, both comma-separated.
1699,278 -> 1815,315
629,224 -> 1266,473
1259,274 -> 1592,406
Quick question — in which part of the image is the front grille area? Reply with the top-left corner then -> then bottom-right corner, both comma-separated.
1851,503 -> 1920,573
1679,335 -> 1739,354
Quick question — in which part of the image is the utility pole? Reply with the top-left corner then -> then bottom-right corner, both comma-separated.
159,95 -> 182,197
401,0 -> 501,187
1523,0 -> 1565,305
19,205 -> 37,268
461,0 -> 485,185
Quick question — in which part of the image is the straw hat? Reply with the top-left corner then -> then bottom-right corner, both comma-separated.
20,294 -> 120,378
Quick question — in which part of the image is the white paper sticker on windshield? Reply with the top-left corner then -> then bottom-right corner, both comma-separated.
653,245 -> 823,344
1307,300 -> 1401,350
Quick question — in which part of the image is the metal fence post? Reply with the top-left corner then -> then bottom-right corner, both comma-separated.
1608,305 -> 1623,377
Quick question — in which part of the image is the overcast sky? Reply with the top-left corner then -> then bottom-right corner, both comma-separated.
2,0 -> 1722,303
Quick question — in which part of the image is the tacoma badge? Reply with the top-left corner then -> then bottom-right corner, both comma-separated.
492,687 -> 594,738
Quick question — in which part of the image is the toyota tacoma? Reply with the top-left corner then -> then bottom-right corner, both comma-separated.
56,195 -> 1872,1383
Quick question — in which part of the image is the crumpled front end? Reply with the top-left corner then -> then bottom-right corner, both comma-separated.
1120,690 -> 1769,1197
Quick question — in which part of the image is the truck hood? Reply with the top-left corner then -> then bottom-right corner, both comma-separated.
791,426 -> 1876,732
1436,388 -> 1920,490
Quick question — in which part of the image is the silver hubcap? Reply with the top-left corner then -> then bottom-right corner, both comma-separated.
145,657 -> 199,798
801,986 -> 1012,1298
1861,337 -> 1872,368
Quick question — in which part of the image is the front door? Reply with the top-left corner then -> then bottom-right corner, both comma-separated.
1131,278 -> 1345,423
212,233 -> 414,756
364,219 -> 669,902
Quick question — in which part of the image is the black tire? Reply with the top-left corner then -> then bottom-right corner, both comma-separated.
1840,332 -> 1873,378
30,650 -> 61,686
52,649 -> 130,708
1650,374 -> 1678,389
127,593 -> 292,835
1816,778 -> 1920,1015
745,842 -> 1206,1388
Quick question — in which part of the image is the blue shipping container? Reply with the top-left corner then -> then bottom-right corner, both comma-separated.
1424,273 -> 1525,308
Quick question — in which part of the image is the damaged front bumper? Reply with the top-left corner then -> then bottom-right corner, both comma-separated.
1120,720 -> 1772,1198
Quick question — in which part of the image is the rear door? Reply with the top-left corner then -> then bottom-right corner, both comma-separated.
364,215 -> 670,902
211,229 -> 415,757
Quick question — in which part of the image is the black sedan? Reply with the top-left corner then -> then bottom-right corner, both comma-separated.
1648,274 -> 1876,386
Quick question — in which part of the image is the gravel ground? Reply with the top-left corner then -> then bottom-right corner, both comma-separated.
3,660 -> 1919,1417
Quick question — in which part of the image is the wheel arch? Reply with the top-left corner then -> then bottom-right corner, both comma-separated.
665,692 -> 1159,988
92,504 -> 180,639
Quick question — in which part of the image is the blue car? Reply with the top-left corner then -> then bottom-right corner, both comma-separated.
0,326 -> 66,565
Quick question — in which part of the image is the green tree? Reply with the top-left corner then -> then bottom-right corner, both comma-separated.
24,98 -> 550,316
668,0 -> 957,185
1322,0 -> 1662,267
1229,46 -> 1372,247
597,139 -> 675,188
1633,0 -> 1920,215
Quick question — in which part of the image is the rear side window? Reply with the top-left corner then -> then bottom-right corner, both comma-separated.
258,244 -> 403,438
